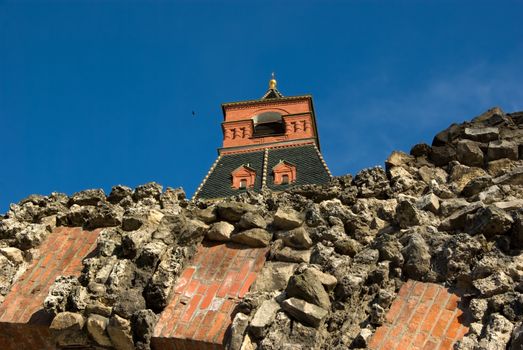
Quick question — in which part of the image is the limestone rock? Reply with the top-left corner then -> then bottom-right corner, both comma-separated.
401,233 -> 431,280
107,314 -> 134,350
50,312 -> 88,347
253,262 -> 297,292
464,126 -> 499,142
510,322 -> 523,350
439,201 -> 484,231
107,185 -> 132,204
231,228 -> 272,247
395,200 -> 422,228
306,267 -> 337,291
493,166 -> 523,185
273,207 -> 303,229
449,164 -> 488,193
132,182 -> 163,201
416,193 -> 439,214
207,221 -> 235,241
477,313 -> 514,350
418,166 -> 448,184
456,140 -> 484,167
273,246 -> 311,264
473,272 -> 513,297
70,189 -> 106,206
229,312 -> 250,350
86,314 -> 112,347
487,140 -> 518,161
239,212 -> 267,229
278,226 -> 313,249
249,299 -> 280,338
281,297 -> 328,328
467,206 -> 513,238
217,202 -> 258,222
0,247 -> 24,264
286,268 -> 331,309
429,145 -> 456,166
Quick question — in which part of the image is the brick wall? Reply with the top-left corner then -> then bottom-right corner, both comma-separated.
0,227 -> 101,350
152,241 -> 268,350
368,280 -> 470,350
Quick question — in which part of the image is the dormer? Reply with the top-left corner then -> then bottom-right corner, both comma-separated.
231,164 -> 256,190
272,160 -> 297,185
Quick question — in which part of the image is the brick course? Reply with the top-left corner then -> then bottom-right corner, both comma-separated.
368,281 -> 470,350
152,241 -> 268,350
0,227 -> 101,350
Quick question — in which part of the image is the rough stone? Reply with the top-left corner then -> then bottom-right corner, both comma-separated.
473,272 -> 513,297
464,126 -> 499,142
273,207 -> 303,229
132,182 -> 163,201
467,206 -> 513,238
456,140 -> 484,167
449,164 -> 488,193
281,297 -> 328,328
86,314 -> 112,347
107,314 -> 135,350
50,312 -> 88,347
401,233 -> 431,280
273,246 -> 311,264
439,201 -> 484,231
395,200 -> 422,228
477,313 -> 514,350
286,268 -> 331,309
278,226 -> 313,249
493,166 -> 523,185
0,247 -> 24,264
487,140 -> 519,161
239,212 -> 267,229
430,145 -> 456,166
207,221 -> 235,241
217,202 -> 258,222
253,262 -> 297,292
249,299 -> 280,338
231,228 -> 272,247
70,189 -> 106,206
416,193 -> 440,213
229,313 -> 250,350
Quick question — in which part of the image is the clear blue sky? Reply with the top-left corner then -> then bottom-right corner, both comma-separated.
1,0 -> 523,212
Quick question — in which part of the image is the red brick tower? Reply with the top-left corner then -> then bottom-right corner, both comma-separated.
194,75 -> 331,199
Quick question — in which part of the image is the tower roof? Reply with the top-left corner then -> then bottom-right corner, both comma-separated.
261,73 -> 284,99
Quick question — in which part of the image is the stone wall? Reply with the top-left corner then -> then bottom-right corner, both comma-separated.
0,107 -> 522,349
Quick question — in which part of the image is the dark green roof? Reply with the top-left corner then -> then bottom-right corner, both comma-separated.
195,145 -> 330,199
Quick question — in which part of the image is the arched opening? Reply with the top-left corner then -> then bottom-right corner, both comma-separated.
252,111 -> 284,137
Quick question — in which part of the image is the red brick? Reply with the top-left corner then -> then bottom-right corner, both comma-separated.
200,283 -> 220,310
408,299 -> 431,333
420,303 -> 442,333
368,325 -> 390,349
411,331 -> 429,349
386,298 -> 405,324
412,281 -> 427,297
431,309 -> 454,338
217,271 -> 237,298
438,337 -> 454,350
238,271 -> 257,298
181,294 -> 203,323
398,280 -> 415,297
422,283 -> 440,301
445,294 -> 459,311
208,312 -> 228,342
183,280 -> 200,298
396,296 -> 419,325
423,339 -> 439,350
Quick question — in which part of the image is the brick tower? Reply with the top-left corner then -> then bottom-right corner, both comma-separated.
193,75 -> 331,199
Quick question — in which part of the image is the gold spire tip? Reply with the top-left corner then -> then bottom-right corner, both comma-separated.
269,72 -> 277,89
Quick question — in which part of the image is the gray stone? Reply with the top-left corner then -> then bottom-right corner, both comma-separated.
86,314 -> 112,347
49,312 -> 88,347
281,297 -> 328,328
231,228 -> 272,247
278,226 -> 313,250
464,126 -> 499,142
229,312 -> 250,350
429,146 -> 456,166
487,140 -> 518,161
493,166 -> 523,185
249,299 -> 280,338
0,247 -> 24,264
456,140 -> 484,167
286,268 -> 330,309
107,185 -> 132,204
401,233 -> 431,280
306,267 -> 337,291
418,166 -> 448,184
395,200 -> 421,228
70,189 -> 106,206
493,199 -> 523,211
273,246 -> 311,264
273,207 -> 303,229
461,176 -> 493,197
473,272 -> 513,297
416,193 -> 440,214
160,187 -> 185,210
477,313 -> 514,350
239,212 -> 267,229
107,314 -> 135,350
131,309 -> 158,345
439,201 -> 484,231
253,262 -> 297,292
15,223 -> 48,250
196,206 -> 217,224
467,206 -> 513,238
217,202 -> 258,222
207,221 -> 235,241
510,322 -> 523,350
132,182 -> 163,201
449,164 -> 488,193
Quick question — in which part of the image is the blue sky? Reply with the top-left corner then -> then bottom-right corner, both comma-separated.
1,1 -> 523,212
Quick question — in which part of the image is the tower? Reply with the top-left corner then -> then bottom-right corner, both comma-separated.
193,76 -> 331,199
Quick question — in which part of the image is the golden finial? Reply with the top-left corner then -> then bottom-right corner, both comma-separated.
269,72 -> 277,89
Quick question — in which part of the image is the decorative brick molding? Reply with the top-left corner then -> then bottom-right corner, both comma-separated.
368,281 -> 470,350
152,241 -> 268,350
272,160 -> 297,185
0,227 -> 101,350
231,165 -> 257,189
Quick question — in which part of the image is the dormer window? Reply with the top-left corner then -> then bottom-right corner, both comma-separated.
273,160 -> 297,185
231,165 -> 256,190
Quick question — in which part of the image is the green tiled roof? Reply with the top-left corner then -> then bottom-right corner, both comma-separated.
195,145 -> 330,199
